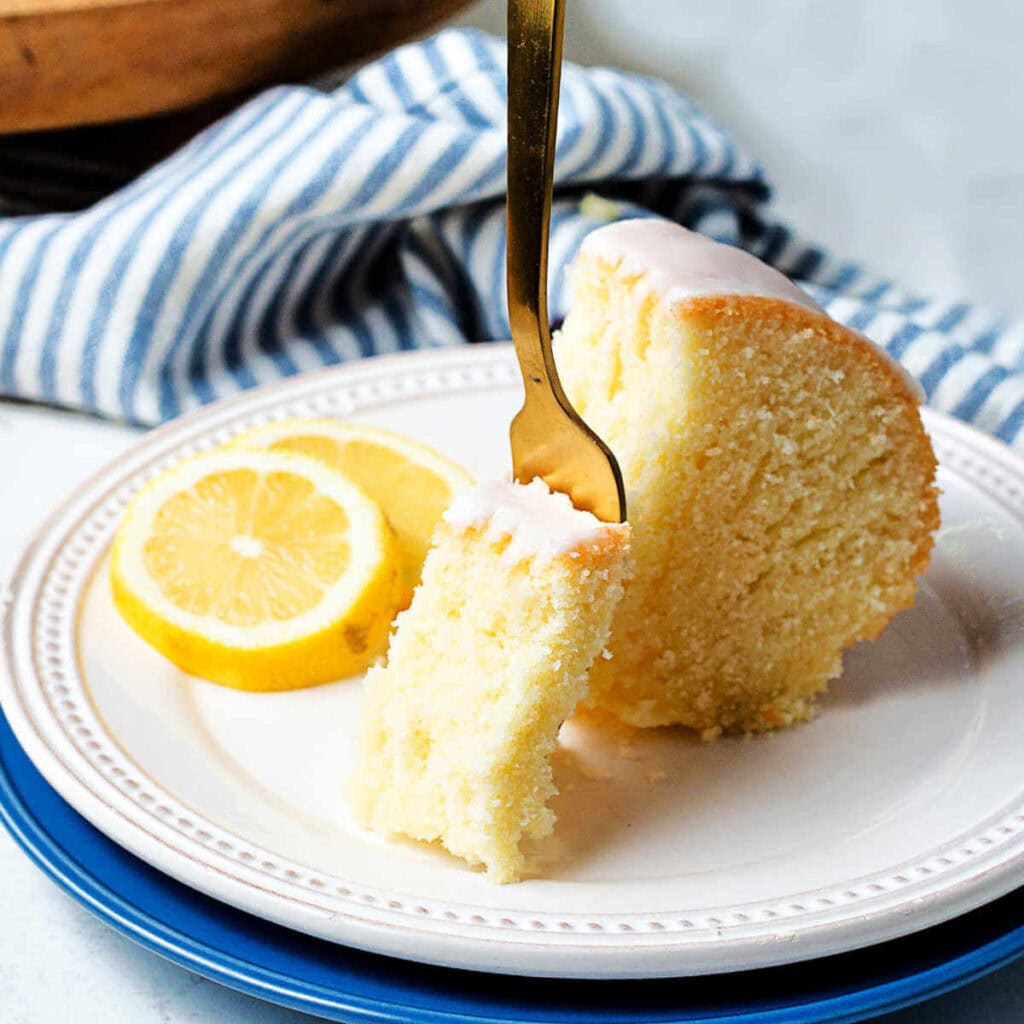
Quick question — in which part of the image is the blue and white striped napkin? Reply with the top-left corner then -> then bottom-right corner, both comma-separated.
0,29 -> 1022,449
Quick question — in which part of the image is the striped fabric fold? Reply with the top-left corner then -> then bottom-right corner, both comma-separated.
0,29 -> 1021,449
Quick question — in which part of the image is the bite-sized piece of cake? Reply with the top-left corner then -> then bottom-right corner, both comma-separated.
555,219 -> 939,736
349,479 -> 630,883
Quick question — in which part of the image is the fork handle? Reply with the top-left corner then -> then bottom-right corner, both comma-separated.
506,0 -> 569,409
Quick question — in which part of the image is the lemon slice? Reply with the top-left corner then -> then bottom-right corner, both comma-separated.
110,449 -> 401,692
231,420 -> 473,604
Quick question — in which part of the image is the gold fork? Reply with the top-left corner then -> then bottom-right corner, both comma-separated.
505,0 -> 626,524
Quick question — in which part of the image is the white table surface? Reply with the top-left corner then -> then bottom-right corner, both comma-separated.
2,1 -> 1022,1020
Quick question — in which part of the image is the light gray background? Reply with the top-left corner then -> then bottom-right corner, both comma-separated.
3,0 -> 1022,1020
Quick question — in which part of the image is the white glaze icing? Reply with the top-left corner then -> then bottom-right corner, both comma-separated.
583,218 -> 819,310
580,219 -> 925,402
443,478 -> 622,563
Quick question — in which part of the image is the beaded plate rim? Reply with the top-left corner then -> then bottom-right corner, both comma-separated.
3,344 -> 1024,979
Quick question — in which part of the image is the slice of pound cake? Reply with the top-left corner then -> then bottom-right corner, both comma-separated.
555,219 -> 939,736
349,479 -> 630,883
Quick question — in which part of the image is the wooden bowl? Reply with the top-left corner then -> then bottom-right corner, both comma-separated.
0,0 -> 478,133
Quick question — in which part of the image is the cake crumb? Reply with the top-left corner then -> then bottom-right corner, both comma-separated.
555,222 -> 937,740
580,192 -> 621,222
349,480 -> 631,883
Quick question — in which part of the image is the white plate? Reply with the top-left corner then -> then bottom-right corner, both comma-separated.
3,345 -> 1024,980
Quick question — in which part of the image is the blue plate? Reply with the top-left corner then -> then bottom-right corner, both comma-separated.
1,705 -> 1022,1024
